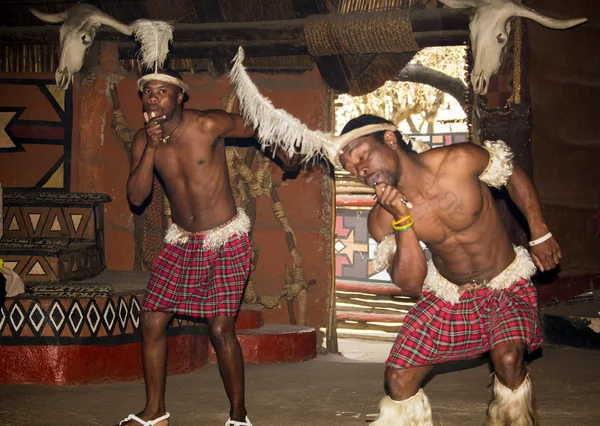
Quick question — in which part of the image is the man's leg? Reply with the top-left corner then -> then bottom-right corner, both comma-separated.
372,365 -> 434,426
118,311 -> 173,426
487,342 -> 538,426
207,315 -> 247,422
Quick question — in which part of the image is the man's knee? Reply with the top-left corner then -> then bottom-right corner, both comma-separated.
208,317 -> 236,346
384,368 -> 419,398
140,311 -> 171,339
493,344 -> 526,382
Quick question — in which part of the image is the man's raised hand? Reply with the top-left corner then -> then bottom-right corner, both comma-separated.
374,183 -> 410,220
143,111 -> 166,149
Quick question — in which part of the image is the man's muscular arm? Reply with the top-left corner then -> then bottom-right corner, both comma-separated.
206,109 -> 301,171
506,165 -> 561,271
370,189 -> 427,296
455,142 -> 561,271
126,114 -> 164,206
202,109 -> 255,139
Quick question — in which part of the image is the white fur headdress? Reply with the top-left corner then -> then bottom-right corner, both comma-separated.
132,19 -> 189,93
229,46 -> 412,167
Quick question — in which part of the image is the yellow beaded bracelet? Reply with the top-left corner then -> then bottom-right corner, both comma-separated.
391,215 -> 412,227
392,221 -> 414,232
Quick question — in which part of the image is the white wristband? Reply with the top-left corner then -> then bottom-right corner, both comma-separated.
529,232 -> 552,247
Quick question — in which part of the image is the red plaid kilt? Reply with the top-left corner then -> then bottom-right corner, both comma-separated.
386,278 -> 543,369
143,233 -> 252,318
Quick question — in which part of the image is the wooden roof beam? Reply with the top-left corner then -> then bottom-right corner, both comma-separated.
0,8 -> 470,58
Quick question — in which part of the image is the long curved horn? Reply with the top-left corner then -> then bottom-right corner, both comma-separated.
29,8 -> 68,24
512,4 -> 587,29
438,0 -> 479,9
89,12 -> 133,35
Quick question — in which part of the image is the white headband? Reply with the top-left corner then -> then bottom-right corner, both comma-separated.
138,73 -> 189,93
324,123 -> 398,168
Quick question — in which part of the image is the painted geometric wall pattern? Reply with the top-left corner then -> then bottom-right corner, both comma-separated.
0,296 -> 206,344
2,205 -> 95,240
335,209 -> 391,283
0,244 -> 102,283
0,78 -> 72,190
0,192 -> 110,283
5,254 -> 61,282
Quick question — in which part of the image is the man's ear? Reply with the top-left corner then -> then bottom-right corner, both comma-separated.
177,92 -> 184,105
383,130 -> 398,149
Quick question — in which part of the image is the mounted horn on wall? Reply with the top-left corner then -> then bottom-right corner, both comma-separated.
439,0 -> 587,95
30,4 -> 132,90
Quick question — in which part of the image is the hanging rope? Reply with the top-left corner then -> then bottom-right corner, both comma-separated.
222,87 -> 314,323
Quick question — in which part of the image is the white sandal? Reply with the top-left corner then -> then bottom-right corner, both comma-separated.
225,416 -> 253,426
119,412 -> 170,426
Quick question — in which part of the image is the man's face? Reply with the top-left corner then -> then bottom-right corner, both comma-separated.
141,80 -> 183,120
339,133 -> 399,187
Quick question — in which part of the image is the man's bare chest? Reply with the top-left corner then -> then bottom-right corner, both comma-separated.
410,181 -> 485,244
154,139 -> 220,176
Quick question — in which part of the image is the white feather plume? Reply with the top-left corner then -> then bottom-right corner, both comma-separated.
228,47 -> 332,162
131,19 -> 173,72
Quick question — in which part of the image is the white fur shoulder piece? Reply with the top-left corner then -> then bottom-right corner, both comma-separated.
373,233 -> 397,273
479,140 -> 514,189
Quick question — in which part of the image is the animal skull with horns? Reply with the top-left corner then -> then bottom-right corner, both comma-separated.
30,4 -> 132,90
439,0 -> 587,95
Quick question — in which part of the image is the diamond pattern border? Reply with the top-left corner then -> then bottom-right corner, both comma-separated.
1,294 -> 205,344
0,304 -> 8,335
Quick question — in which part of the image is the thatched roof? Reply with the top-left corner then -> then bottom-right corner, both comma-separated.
0,0 -> 459,94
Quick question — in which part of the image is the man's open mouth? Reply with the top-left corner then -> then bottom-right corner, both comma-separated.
366,174 -> 385,188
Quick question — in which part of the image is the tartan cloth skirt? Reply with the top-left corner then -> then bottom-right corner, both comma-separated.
386,278 -> 543,369
142,232 -> 252,318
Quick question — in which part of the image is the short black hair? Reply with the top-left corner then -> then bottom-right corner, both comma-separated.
340,114 -> 411,152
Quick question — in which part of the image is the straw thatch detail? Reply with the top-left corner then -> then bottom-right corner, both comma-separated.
304,8 -> 418,57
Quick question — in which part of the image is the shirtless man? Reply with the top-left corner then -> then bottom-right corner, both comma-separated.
118,69 -> 257,426
337,114 -> 561,425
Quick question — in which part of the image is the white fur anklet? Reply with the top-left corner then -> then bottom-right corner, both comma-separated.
486,374 -> 539,426
372,389 -> 433,426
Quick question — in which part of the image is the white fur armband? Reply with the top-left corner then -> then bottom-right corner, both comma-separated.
479,140 -> 514,189
373,233 -> 397,273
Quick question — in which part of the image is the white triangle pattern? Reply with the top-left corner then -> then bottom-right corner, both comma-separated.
29,213 -> 42,232
3,261 -> 18,271
71,214 -> 83,232
51,216 -> 62,231
28,261 -> 46,276
9,216 -> 20,231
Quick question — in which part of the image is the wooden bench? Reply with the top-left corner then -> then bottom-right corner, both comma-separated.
1,191 -> 110,283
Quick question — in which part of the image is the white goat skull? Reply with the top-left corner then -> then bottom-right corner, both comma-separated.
30,4 -> 132,90
440,0 -> 587,95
